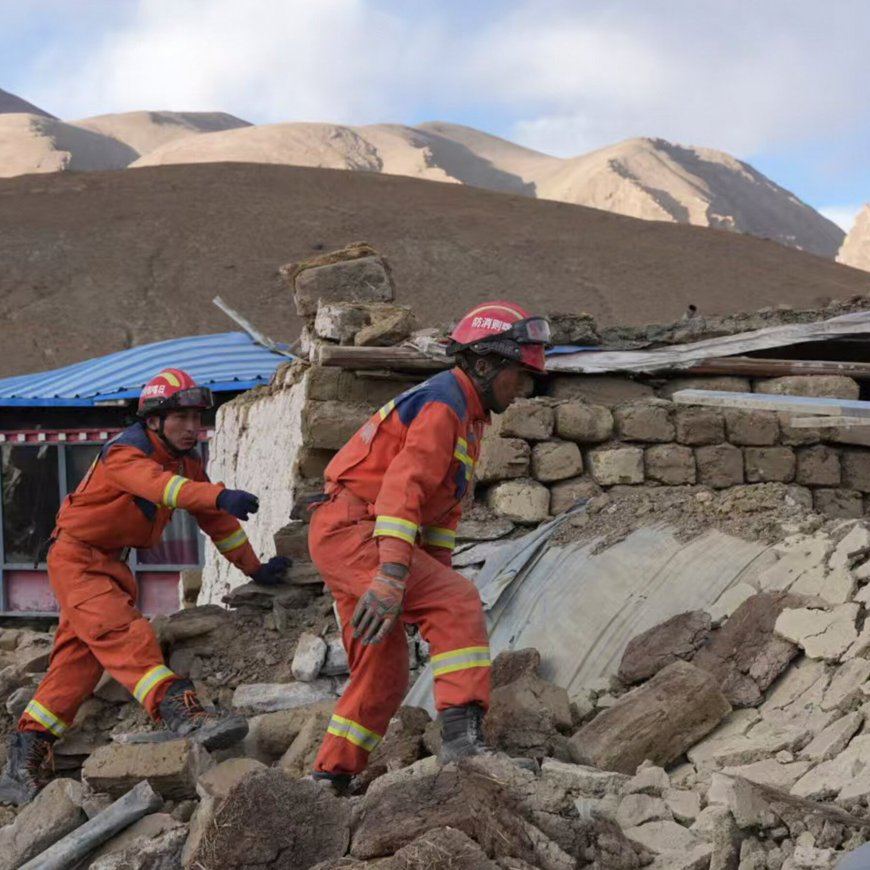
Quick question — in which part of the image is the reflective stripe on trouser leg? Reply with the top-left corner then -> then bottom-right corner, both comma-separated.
21,700 -> 69,738
133,665 -> 177,706
431,645 -> 491,677
326,714 -> 382,753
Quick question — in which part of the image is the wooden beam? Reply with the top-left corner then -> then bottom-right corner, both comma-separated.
310,343 -> 451,372
685,356 -> 870,379
672,389 -> 870,418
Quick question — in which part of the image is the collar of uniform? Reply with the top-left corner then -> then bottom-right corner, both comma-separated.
452,367 -> 489,423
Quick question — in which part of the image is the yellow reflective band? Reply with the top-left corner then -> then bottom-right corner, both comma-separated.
423,526 -> 456,550
326,714 -> 382,753
23,700 -> 68,738
378,399 -> 396,420
133,665 -> 176,705
373,515 -> 419,545
159,370 -> 181,387
216,528 -> 248,553
431,645 -> 492,678
162,475 -> 189,508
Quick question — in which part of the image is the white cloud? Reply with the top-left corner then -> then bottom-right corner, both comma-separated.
818,204 -> 865,233
15,0 -> 870,169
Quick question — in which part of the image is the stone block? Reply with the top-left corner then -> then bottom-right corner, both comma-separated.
743,447 -> 796,483
774,604 -> 860,661
547,374 -> 655,406
530,440 -> 583,482
232,679 -> 342,713
476,436 -> 530,483
321,636 -> 349,676
354,304 -> 417,347
813,488 -> 863,519
179,569 -> 202,608
491,647 -> 542,689
569,661 -> 731,774
659,377 -> 751,399
291,632 -> 328,682
548,476 -> 602,515
273,521 -> 311,562
499,400 -> 555,440
664,788 -> 701,824
588,446 -> 644,485
619,611 -> 712,684
302,400 -> 372,450
539,758 -> 630,796
0,778 -> 85,870
624,819 -> 704,855
695,444 -> 744,488
724,409 -> 779,446
279,707 -> 334,777
842,450 -> 870,492
486,479 -> 550,524
626,764 -> 671,795
644,444 -> 696,485
795,445 -> 840,486
614,400 -> 675,442
484,673 -> 572,757
82,739 -> 212,800
92,828 -> 187,870
548,311 -> 600,345
305,365 -> 417,405
293,255 -> 394,316
244,699 -> 337,761
554,401 -> 614,443
313,303 -> 370,343
753,375 -> 860,400
778,413 -> 821,447
356,706 -> 431,790
799,712 -> 864,763
675,407 -> 725,445
617,793 -> 672,828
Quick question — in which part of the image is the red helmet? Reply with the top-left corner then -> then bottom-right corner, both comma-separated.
138,368 -> 214,416
449,301 -> 550,374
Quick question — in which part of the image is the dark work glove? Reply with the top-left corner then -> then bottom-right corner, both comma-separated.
217,489 -> 259,520
252,556 -> 292,586
352,564 -> 408,645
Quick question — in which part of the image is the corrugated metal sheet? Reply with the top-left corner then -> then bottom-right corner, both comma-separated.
405,511 -> 778,713
0,332 -> 293,407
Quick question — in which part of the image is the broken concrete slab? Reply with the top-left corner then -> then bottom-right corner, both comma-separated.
820,658 -> 870,712
82,739 -> 212,800
539,759 -> 630,797
232,678 -> 342,713
616,793 -> 672,828
617,610 -> 711,685
720,758 -> 812,790
799,711 -> 863,763
708,583 -> 757,626
624,819 -> 703,855
278,706 -> 334,778
775,604 -> 860,661
569,661 -> 731,774
243,699 -> 337,761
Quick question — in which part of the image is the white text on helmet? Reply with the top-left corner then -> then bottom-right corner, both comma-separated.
142,384 -> 167,397
471,316 -> 512,332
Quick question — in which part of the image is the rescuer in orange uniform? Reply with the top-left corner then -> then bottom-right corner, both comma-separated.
0,369 -> 290,805
307,302 -> 551,793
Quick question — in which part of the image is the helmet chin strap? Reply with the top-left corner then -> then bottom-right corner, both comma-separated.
152,416 -> 195,458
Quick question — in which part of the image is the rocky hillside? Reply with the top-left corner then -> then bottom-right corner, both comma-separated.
2,163 -> 870,378
0,88 -> 53,118
0,89 -> 843,257
837,204 -> 870,272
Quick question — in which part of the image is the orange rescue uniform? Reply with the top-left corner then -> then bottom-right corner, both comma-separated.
19,423 -> 260,739
312,367 -> 492,775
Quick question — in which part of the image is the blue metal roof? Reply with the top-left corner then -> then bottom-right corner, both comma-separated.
0,332 -> 293,407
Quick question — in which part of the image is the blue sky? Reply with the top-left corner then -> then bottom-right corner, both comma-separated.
2,0 -> 868,231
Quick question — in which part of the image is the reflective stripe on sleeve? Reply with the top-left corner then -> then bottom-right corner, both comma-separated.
162,475 -> 189,508
422,526 -> 456,550
215,528 -> 249,553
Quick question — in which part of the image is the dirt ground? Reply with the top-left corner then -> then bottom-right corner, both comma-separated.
553,482 -> 824,552
2,162 -> 870,378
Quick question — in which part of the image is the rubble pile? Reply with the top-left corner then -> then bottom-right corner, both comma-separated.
2,519 -> 870,866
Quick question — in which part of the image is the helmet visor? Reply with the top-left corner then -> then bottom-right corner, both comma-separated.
171,386 -> 214,410
505,316 -> 552,346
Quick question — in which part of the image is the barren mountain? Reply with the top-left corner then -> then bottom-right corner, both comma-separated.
0,87 -> 54,118
837,204 -> 870,272
0,114 -> 138,177
1,162 -> 868,379
72,110 -> 252,157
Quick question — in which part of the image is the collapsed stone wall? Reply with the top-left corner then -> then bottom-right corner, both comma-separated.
200,243 -> 870,603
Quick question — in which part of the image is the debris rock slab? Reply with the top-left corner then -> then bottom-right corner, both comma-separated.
618,610 -> 711,685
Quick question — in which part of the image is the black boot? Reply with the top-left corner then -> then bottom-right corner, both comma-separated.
305,771 -> 352,796
157,679 -> 248,750
0,732 -> 55,806
437,703 -> 490,765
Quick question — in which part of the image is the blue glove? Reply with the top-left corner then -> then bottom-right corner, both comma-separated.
217,489 -> 259,520
252,556 -> 292,586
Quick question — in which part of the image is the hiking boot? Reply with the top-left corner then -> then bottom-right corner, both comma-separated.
437,703 -> 490,765
157,679 -> 248,750
305,771 -> 352,797
0,731 -> 55,806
